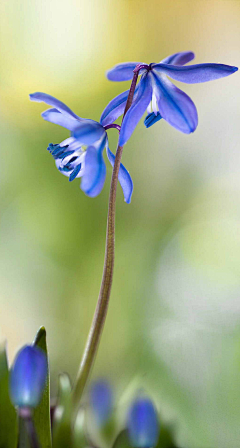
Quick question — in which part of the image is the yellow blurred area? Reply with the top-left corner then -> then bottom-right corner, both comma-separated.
0,0 -> 240,446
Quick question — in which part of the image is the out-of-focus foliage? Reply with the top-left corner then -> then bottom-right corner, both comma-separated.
0,345 -> 17,448
0,0 -> 240,446
33,328 -> 51,448
52,373 -> 73,448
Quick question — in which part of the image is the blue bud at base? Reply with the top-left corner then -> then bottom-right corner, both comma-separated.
127,396 -> 160,448
9,345 -> 47,409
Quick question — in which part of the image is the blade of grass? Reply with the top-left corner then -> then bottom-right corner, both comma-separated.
33,327 -> 52,448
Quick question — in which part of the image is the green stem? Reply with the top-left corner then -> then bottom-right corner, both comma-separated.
72,69 -> 140,414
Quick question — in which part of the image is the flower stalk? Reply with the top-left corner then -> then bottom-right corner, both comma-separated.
19,408 -> 41,448
25,418 -> 41,448
72,69 -> 140,413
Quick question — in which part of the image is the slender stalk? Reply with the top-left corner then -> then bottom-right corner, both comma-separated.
24,418 -> 41,448
72,69 -> 140,413
124,71 -> 139,118
18,408 -> 41,448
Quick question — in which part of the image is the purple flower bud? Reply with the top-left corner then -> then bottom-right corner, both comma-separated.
127,396 -> 160,448
90,379 -> 113,425
9,345 -> 47,409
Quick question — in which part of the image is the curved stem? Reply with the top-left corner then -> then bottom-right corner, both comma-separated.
104,123 -> 121,132
72,69 -> 140,414
72,144 -> 123,412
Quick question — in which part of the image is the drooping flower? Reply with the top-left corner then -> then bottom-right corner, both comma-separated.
9,345 -> 47,409
127,395 -> 160,448
29,93 -> 133,203
89,379 -> 113,425
101,51 -> 238,145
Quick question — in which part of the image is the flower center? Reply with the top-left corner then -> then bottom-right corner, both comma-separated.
47,143 -> 85,182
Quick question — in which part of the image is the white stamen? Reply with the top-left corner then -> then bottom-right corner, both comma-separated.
152,93 -> 158,115
147,102 -> 152,114
55,146 -> 86,179
60,137 -> 75,147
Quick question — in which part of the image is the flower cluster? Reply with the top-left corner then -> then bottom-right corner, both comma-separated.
30,52 -> 237,202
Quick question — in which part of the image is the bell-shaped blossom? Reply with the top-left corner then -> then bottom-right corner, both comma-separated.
127,396 -> 160,448
102,51 -> 238,145
30,93 -> 133,203
89,379 -> 113,425
9,345 -> 47,409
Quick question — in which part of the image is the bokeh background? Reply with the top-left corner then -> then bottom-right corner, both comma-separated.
0,0 -> 240,446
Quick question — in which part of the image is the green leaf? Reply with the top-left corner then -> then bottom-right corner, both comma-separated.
112,427 -> 178,448
52,373 -> 73,448
156,424 -> 178,448
56,373 -> 72,409
73,407 -> 87,448
33,327 -> 52,448
0,344 -> 18,448
100,414 -> 116,443
112,429 -> 132,448
52,373 -> 88,448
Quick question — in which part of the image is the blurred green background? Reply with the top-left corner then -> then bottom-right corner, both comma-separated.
0,0 -> 240,446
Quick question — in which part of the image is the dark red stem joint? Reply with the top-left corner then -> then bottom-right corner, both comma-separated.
133,63 -> 149,73
104,123 -> 121,132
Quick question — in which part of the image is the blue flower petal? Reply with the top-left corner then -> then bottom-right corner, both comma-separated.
42,108 -> 79,131
106,62 -> 141,81
81,138 -> 107,197
153,63 -> 238,83
100,85 -> 140,127
29,92 -> 80,119
119,73 -> 152,146
151,72 -> 198,134
106,140 -> 133,204
100,90 -> 129,127
73,121 -> 106,145
144,112 -> 162,128
159,51 -> 195,66
10,345 -> 47,409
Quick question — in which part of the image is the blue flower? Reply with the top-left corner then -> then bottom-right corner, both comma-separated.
9,345 -> 47,409
29,93 -> 133,203
101,51 -> 238,146
89,379 -> 113,426
127,395 -> 160,448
